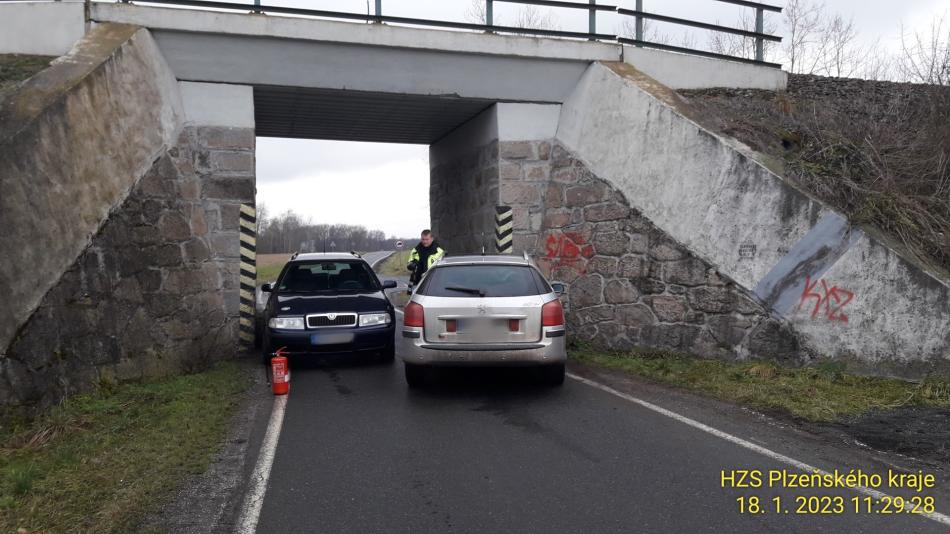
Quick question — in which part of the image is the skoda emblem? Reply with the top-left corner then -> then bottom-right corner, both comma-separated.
327,313 -> 337,320
477,305 -> 487,316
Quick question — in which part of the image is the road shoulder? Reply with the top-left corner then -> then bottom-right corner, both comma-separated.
138,355 -> 274,534
568,360 -> 950,500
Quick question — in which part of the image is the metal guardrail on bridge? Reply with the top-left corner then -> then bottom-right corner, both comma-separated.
102,0 -> 784,67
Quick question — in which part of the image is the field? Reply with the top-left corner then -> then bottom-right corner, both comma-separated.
256,253 -> 291,285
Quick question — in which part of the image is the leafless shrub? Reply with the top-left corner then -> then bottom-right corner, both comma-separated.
896,13 -> 950,85
465,0 -> 559,33
707,11 -> 779,60
618,18 -> 672,46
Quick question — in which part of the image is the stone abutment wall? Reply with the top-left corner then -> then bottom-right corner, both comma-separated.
497,139 -> 800,362
3,125 -> 253,406
430,141 -> 499,254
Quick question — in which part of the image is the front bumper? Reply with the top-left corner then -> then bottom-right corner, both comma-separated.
399,326 -> 566,366
267,323 -> 394,355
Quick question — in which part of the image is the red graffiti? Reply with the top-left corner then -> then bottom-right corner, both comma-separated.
797,276 -> 854,322
541,232 -> 594,277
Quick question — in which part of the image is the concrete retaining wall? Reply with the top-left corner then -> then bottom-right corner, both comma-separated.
555,61 -> 950,376
0,24 -> 183,366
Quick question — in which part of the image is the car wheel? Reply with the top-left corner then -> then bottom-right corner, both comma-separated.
404,363 -> 427,388
538,363 -> 565,386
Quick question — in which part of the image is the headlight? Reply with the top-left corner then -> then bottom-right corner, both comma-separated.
359,313 -> 391,327
268,316 -> 305,330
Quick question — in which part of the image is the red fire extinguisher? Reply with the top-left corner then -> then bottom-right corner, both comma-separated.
271,347 -> 290,395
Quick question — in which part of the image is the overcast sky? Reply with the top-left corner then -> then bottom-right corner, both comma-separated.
255,0 -> 948,239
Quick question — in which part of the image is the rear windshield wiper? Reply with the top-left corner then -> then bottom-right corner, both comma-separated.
444,286 -> 486,297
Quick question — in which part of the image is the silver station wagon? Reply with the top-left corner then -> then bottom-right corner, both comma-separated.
399,255 -> 567,387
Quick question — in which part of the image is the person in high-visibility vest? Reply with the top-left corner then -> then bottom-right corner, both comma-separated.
407,229 -> 445,285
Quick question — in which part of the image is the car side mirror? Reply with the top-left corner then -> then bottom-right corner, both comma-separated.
381,280 -> 398,289
550,282 -> 566,296
261,282 -> 273,293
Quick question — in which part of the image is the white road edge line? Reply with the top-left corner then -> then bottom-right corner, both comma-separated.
567,372 -> 950,527
234,252 -> 388,532
235,394 -> 288,534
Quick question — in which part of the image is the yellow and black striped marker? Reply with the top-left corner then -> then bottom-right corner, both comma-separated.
239,203 -> 257,346
495,205 -> 513,254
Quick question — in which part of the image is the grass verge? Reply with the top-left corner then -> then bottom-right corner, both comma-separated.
0,362 -> 251,533
0,54 -> 53,100
571,344 -> 950,422
375,250 -> 412,277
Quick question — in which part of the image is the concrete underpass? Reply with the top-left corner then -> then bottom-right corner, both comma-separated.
1,2 -> 950,532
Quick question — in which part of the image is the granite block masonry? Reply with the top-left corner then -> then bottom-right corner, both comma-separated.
1,126 -> 255,407
497,139 -> 800,362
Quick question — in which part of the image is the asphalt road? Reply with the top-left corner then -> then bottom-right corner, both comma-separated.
255,339 -> 947,532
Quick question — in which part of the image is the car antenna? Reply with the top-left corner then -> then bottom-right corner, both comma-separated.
481,245 -> 485,256
350,250 -> 361,258
290,251 -> 299,260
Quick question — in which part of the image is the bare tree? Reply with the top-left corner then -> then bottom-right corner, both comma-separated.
256,203 -> 269,239
815,14 -> 859,76
707,12 -> 778,61
465,0 -> 559,31
510,5 -> 559,31
896,13 -> 950,85
780,0 -> 826,73
618,17 -> 671,45
466,0 -> 489,25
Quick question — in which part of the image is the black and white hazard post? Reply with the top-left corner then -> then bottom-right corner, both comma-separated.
239,203 -> 257,346
495,205 -> 513,254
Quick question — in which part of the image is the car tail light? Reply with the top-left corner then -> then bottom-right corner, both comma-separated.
541,299 -> 564,327
404,302 -> 425,328
508,319 -> 520,332
446,319 -> 457,333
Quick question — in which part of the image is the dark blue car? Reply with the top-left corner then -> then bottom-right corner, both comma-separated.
260,253 -> 398,363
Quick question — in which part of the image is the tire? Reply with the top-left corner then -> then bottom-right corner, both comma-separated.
538,363 -> 565,386
404,363 -> 427,388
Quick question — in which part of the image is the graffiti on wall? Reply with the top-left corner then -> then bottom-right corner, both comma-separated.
797,276 -> 854,323
540,232 -> 594,277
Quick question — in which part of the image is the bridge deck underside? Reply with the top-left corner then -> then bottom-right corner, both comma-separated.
254,86 -> 493,144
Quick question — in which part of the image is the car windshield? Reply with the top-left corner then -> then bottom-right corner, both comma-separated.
277,261 -> 378,293
419,264 -> 547,297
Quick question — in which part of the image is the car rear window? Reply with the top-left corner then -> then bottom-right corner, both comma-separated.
418,265 -> 547,297
278,261 -> 378,293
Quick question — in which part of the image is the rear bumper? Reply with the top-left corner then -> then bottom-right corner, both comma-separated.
399,326 -> 566,366
267,324 -> 394,355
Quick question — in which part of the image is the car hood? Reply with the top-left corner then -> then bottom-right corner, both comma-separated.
272,291 -> 391,316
